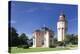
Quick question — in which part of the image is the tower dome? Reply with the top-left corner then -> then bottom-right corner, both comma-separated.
58,11 -> 65,21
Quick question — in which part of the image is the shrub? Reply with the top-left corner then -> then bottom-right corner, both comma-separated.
17,45 -> 29,49
22,45 -> 29,49
57,41 -> 64,46
50,45 -> 56,48
17,45 -> 23,48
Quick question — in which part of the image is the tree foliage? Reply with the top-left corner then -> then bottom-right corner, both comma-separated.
18,33 -> 29,45
53,34 -> 78,47
65,34 -> 78,45
9,27 -> 19,47
9,27 -> 29,47
28,38 -> 33,47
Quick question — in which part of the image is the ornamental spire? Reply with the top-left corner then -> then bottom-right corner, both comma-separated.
58,10 -> 65,21
60,10 -> 65,18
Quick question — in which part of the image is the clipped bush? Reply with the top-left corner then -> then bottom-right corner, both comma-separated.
17,45 -> 23,48
50,45 -> 56,48
22,45 -> 29,49
57,41 -> 64,46
17,45 -> 29,49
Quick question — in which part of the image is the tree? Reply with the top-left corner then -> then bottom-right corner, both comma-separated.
19,33 -> 29,45
54,38 -> 57,44
28,38 -> 33,47
65,34 -> 78,45
74,35 -> 78,44
9,27 -> 19,47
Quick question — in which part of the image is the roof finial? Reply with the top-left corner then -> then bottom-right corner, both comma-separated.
60,10 -> 65,17
60,10 -> 64,15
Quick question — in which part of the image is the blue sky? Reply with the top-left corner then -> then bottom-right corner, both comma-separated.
10,1 -> 78,38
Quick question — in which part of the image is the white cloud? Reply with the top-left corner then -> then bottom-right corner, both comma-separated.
23,5 -> 52,13
68,18 -> 77,22
25,8 -> 38,13
11,20 -> 16,24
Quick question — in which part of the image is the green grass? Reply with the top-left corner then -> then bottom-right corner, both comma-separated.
10,47 -> 70,53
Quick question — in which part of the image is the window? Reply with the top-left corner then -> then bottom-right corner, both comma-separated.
33,36 -> 35,39
42,40 -> 44,45
50,35 -> 53,38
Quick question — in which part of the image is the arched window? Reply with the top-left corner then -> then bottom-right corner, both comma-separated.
42,40 -> 44,45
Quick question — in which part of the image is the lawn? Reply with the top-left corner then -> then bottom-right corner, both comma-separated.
10,47 -> 70,53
